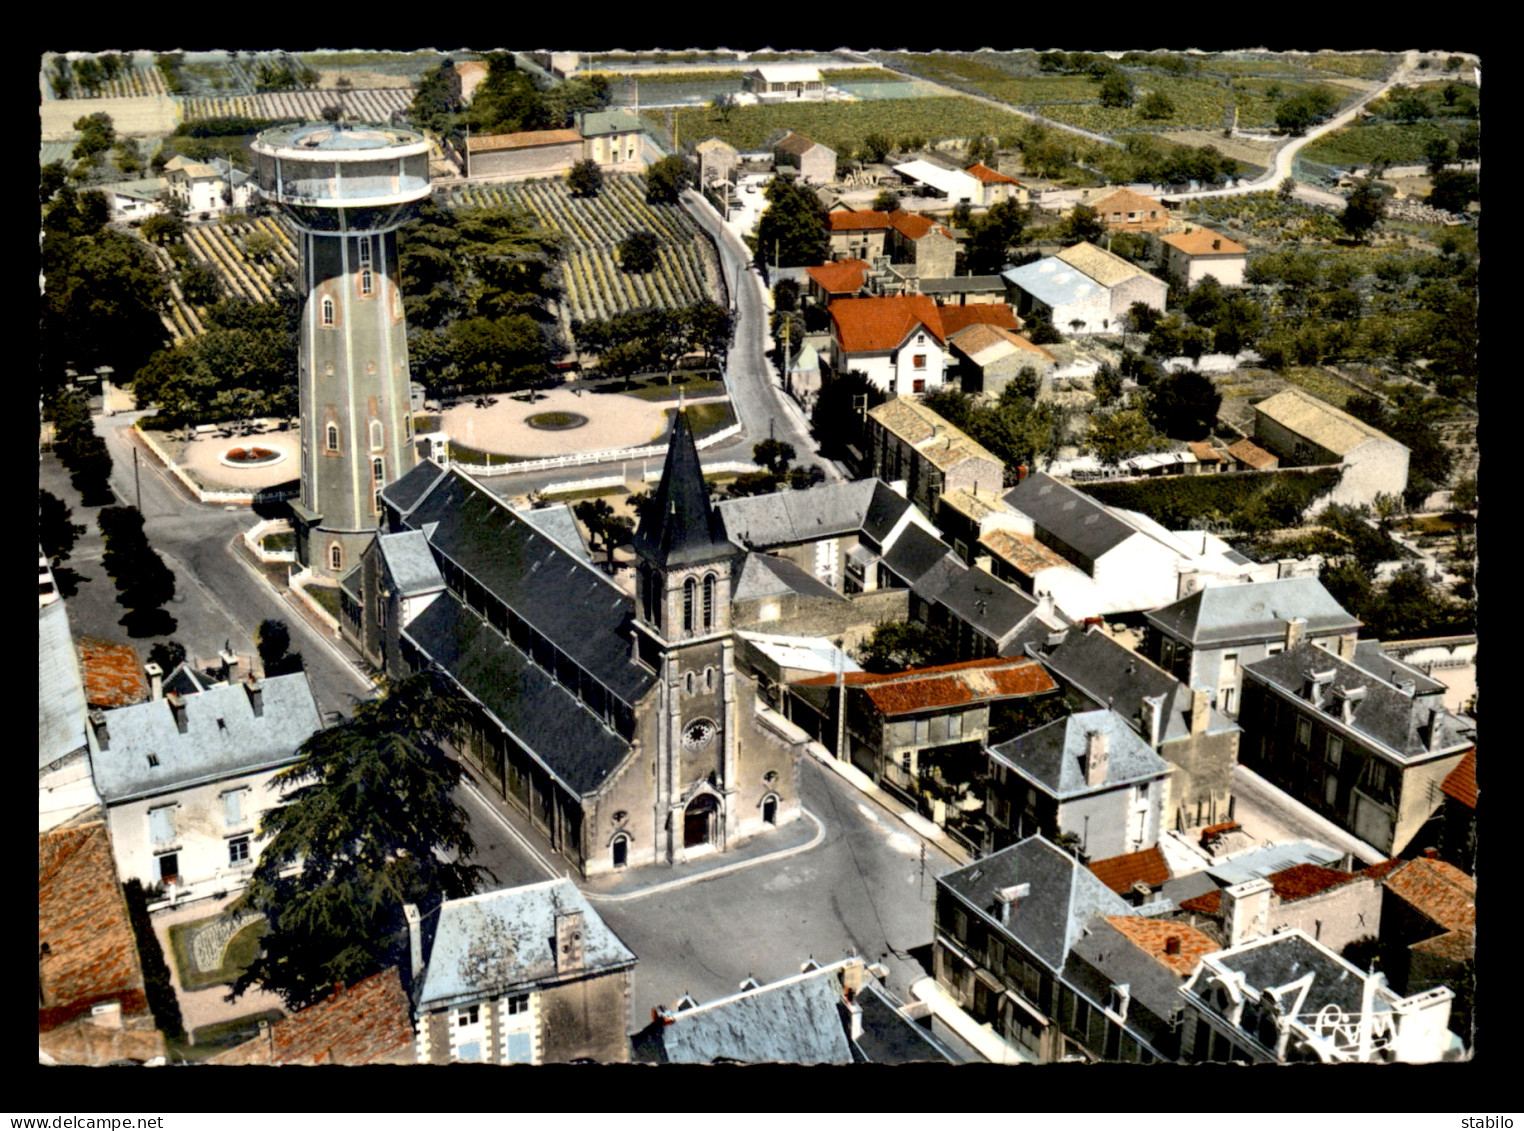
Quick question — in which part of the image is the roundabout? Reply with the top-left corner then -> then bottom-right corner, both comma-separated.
525,411 -> 589,431
218,444 -> 287,468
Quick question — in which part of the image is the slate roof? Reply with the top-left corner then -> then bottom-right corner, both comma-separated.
854,980 -> 960,1063
1087,846 -> 1172,896
404,469 -> 654,704
1440,748 -> 1477,809
805,258 -> 871,295
718,479 -> 880,549
989,708 -> 1171,800
1192,930 -> 1390,1022
39,823 -> 150,1030
1383,857 -> 1475,934
520,503 -> 593,564
919,275 -> 1007,295
467,128 -> 582,153
862,480 -> 918,545
380,458 -> 448,517
932,567 -> 1040,644
402,593 -> 632,797
941,836 -> 1130,971
1243,641 -> 1472,762
881,523 -> 961,593
40,601 -> 89,769
1254,387 -> 1405,457
416,879 -> 635,1013
1003,473 -> 1137,565
1162,227 -> 1247,257
208,967 -> 415,1066
1033,626 -> 1237,743
78,637 -> 147,709
89,673 -> 322,804
632,967 -> 853,1064
731,552 -> 841,603
1063,918 -> 1190,1053
376,530 -> 445,597
1145,576 -> 1360,647
1351,641 -> 1446,696
631,410 -> 732,570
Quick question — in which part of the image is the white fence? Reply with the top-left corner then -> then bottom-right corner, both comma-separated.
444,421 -> 744,477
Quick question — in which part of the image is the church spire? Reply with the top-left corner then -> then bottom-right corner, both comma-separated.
632,409 -> 731,569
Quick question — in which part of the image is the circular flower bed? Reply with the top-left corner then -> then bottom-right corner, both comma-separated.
525,412 -> 589,431
218,445 -> 287,468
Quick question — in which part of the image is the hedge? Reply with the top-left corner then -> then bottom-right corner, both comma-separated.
1080,467 -> 1344,530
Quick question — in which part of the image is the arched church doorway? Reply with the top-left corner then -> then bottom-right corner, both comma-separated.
763,795 -> 779,825
612,833 -> 629,869
684,793 -> 720,849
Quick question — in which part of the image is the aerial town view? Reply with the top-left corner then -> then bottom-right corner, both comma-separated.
38,46 -> 1478,1074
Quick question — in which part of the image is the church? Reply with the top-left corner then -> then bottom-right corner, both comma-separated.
336,411 -> 804,877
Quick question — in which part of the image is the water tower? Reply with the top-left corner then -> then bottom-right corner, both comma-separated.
251,122 -> 431,579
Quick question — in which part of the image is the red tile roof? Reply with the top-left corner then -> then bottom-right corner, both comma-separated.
937,303 -> 1019,338
77,638 -> 146,708
1441,747 -> 1477,809
1384,857 -> 1476,934
1359,857 -> 1408,883
1188,441 -> 1223,462
829,210 -> 893,232
794,655 -> 1056,715
467,128 -> 581,153
1178,888 -> 1222,915
1226,438 -> 1278,469
39,824 -> 151,1031
1088,846 -> 1171,895
888,209 -> 951,241
1410,927 -> 1474,964
966,162 -> 1021,185
1106,916 -> 1219,977
1265,863 -> 1363,902
210,967 -> 415,1065
1089,187 -> 1167,217
831,294 -> 944,353
806,259 -> 871,295
1162,227 -> 1248,257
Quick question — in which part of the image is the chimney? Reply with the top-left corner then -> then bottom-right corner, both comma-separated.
1084,729 -> 1109,787
1221,878 -> 1274,947
1337,684 -> 1366,725
1276,558 -> 1298,580
245,677 -> 264,719
1285,617 -> 1307,650
1164,935 -> 1182,956
1423,847 -> 1439,860
1303,669 -> 1336,709
1131,881 -> 1153,904
219,648 -> 239,684
1337,633 -> 1357,661
1426,706 -> 1446,752
166,692 -> 189,734
144,662 -> 164,701
89,1001 -> 124,1030
1016,464 -> 1029,482
1141,693 -> 1166,748
88,709 -> 110,751
1190,687 -> 1211,734
995,882 -> 1030,926
403,903 -> 425,988
555,908 -> 586,974
1212,238 -> 1221,250
1395,679 -> 1416,699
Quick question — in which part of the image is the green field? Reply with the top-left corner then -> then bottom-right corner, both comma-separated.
1301,120 -> 1478,168
588,68 -> 746,85
662,401 -> 735,442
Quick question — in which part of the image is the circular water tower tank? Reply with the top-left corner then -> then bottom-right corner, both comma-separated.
252,122 -> 430,231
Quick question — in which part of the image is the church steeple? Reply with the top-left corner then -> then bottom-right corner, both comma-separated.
632,409 -> 732,570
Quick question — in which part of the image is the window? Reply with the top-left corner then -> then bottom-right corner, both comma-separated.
504,1031 -> 532,1064
360,268 -> 373,296
321,296 -> 335,326
702,573 -> 715,630
948,712 -> 962,739
222,788 -> 248,827
326,423 -> 340,453
149,805 -> 176,845
1326,735 -> 1343,767
507,994 -> 529,1016
1296,719 -> 1312,749
457,1005 -> 479,1027
914,718 -> 929,743
685,671 -> 696,695
370,420 -> 383,450
705,666 -> 715,692
372,456 -> 385,485
683,578 -> 696,632
405,414 -> 413,439
912,378 -> 926,394
1324,773 -> 1338,807
228,836 -> 250,865
157,853 -> 178,884
1267,644 -> 1284,656
329,543 -> 343,572
913,354 -> 926,369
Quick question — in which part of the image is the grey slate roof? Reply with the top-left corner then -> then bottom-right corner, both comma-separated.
717,479 -> 879,549
1065,917 -> 1186,1054
377,531 -> 445,597
1244,641 -> 1472,762
1003,474 -> 1136,566
1145,577 -> 1361,646
1033,626 -> 1237,742
1351,640 -> 1446,696
882,523 -> 959,589
918,275 -> 1006,294
402,593 -> 633,797
942,836 -> 1130,971
632,969 -> 854,1064
861,481 -> 917,546
1194,931 -> 1388,1022
631,411 -> 732,569
731,552 -> 841,603
854,980 -> 960,1063
520,503 -> 592,564
380,459 -> 448,518
90,673 -> 322,804
416,879 -> 635,1013
990,708 -> 1171,800
932,567 -> 1038,644
404,469 -> 654,705
39,601 -> 88,769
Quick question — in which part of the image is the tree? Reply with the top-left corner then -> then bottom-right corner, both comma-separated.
1145,369 -> 1221,440
752,439 -> 796,476
180,261 -> 223,307
811,369 -> 885,461
1450,473 -> 1477,513
1277,176 -> 1296,202
257,618 -> 295,675
1138,91 -> 1174,119
229,671 -> 488,1010
857,133 -> 893,164
1092,363 -> 1122,407
1340,181 -> 1385,240
1428,171 -> 1478,214
617,229 -> 660,274
854,620 -> 958,673
708,92 -> 736,123
409,62 -> 462,136
962,198 -> 1028,275
243,229 -> 276,262
756,176 -> 829,268
140,212 -> 184,245
147,640 -> 188,673
1098,70 -> 1134,109
1424,137 -> 1455,176
567,158 -> 603,198
40,490 -> 85,564
1086,409 -> 1167,465
872,189 -> 901,213
1058,204 -> 1105,246
645,155 -> 691,204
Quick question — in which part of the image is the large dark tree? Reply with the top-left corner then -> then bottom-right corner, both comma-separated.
567,157 -> 603,198
40,490 -> 85,564
1340,181 -> 1386,240
810,369 -> 885,461
1058,204 -> 1105,246
962,199 -> 1028,275
645,155 -> 691,205
855,620 -> 958,673
1146,369 -> 1222,440
618,229 -> 660,274
229,671 -> 489,1011
756,176 -> 829,268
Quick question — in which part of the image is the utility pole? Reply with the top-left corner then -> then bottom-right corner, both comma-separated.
133,446 -> 141,512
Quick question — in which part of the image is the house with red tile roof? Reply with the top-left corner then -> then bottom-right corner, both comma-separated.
1088,187 -> 1170,233
946,322 -> 1056,398
805,258 -> 871,305
825,208 -> 959,280
830,294 -> 1020,396
1434,746 -> 1476,871
827,209 -> 893,261
1225,437 -> 1279,471
78,637 -> 147,709
39,822 -> 166,1066
209,967 -> 415,1065
965,162 -> 1028,206
1162,226 -> 1249,288
1087,845 -> 1172,900
1174,858 -> 1385,955
1373,852 -> 1474,1043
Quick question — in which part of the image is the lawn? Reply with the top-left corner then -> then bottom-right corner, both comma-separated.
304,583 -> 342,621
167,913 -> 267,992
543,485 -> 630,504
169,1009 -> 285,1062
445,441 -> 530,466
662,401 -> 735,442
1280,366 -> 1360,409
613,375 -> 727,402
260,531 -> 294,553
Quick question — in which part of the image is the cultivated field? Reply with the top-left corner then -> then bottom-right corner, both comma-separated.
180,88 -> 413,123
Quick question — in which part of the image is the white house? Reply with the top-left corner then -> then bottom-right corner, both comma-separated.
1003,242 -> 1167,335
1252,387 -> 1410,507
87,670 -> 322,906
1161,226 -> 1249,288
829,294 -> 1021,397
893,159 -> 982,205
163,155 -> 255,216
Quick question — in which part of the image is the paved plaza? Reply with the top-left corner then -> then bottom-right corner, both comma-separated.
440,387 -> 676,457
169,425 -> 299,492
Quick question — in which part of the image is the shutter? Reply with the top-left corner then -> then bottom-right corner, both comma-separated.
505,1031 -> 532,1064
223,789 -> 244,827
149,806 -> 175,843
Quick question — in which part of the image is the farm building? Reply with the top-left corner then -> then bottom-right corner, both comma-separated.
1251,387 -> 1409,508
1087,187 -> 1170,233
579,109 -> 649,171
771,131 -> 836,185
966,162 -> 1028,206
1003,242 -> 1167,335
893,160 -> 982,205
744,64 -> 825,98
467,128 -> 583,179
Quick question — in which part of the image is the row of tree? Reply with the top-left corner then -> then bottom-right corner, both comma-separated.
572,300 -> 735,382
97,506 -> 177,635
411,54 -> 613,148
47,390 -> 116,506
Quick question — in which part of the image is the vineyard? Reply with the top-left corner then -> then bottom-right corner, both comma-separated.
440,173 -> 722,330
180,88 -> 413,124
47,61 -> 171,100
154,216 -> 299,342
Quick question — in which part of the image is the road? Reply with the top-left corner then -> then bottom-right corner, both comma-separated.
48,410 -> 375,724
